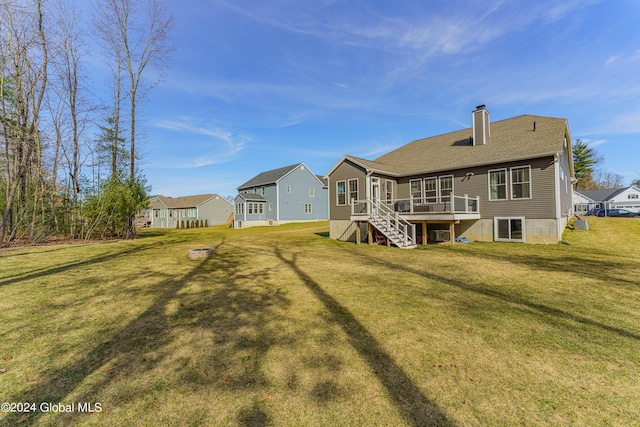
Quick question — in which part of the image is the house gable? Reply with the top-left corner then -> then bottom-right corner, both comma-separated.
326,107 -> 574,245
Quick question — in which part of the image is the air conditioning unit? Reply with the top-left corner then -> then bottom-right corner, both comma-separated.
430,230 -> 451,242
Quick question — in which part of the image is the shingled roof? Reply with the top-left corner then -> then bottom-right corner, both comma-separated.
150,194 -> 221,209
238,163 -> 327,189
238,163 -> 302,189
336,114 -> 570,177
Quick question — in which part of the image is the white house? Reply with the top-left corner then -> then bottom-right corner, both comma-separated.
573,186 -> 640,214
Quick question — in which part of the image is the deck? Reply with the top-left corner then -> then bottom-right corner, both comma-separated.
349,196 -> 481,222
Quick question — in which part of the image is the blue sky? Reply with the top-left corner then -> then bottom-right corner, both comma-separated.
135,0 -> 640,197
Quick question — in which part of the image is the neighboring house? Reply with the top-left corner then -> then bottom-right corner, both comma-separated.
326,105 -> 575,247
234,163 -> 328,228
574,186 -> 640,214
148,194 -> 233,228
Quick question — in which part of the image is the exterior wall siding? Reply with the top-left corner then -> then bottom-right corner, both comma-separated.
278,166 -> 328,221
198,196 -> 234,225
328,160 -> 367,221
393,156 -> 558,219
151,196 -> 233,228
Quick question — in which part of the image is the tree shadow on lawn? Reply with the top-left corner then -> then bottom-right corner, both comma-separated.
456,245 -> 640,288
0,242 -> 165,288
349,250 -> 640,342
275,248 -> 455,427
1,239 -> 277,425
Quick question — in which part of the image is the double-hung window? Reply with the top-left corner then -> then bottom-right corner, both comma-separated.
511,166 -> 531,199
424,178 -> 437,202
348,179 -> 358,205
410,179 -> 423,203
489,169 -> 508,201
439,176 -> 453,202
385,180 -> 393,201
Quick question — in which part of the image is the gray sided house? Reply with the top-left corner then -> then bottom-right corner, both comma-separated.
234,163 -> 328,228
326,106 -> 575,247
149,194 -> 233,228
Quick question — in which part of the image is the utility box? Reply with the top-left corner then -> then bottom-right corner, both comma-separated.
574,219 -> 589,230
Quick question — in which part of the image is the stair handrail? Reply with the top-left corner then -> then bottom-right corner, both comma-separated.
369,198 -> 416,247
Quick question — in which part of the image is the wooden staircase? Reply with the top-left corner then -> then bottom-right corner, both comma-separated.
225,213 -> 235,228
367,199 -> 416,249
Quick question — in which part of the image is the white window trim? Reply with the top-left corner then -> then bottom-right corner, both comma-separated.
304,203 -> 312,214
309,187 -> 315,198
510,165 -> 532,200
409,179 -> 423,202
385,180 -> 394,201
286,185 -> 292,194
424,177 -> 437,201
494,217 -> 526,242
348,178 -> 359,205
438,175 -> 454,200
336,180 -> 346,206
488,168 -> 508,201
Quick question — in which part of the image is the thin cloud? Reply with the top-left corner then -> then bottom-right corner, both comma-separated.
153,117 -> 250,168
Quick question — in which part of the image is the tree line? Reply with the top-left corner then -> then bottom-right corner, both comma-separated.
0,0 -> 172,246
573,139 -> 639,190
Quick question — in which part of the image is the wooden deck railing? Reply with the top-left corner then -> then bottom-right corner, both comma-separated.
351,195 -> 480,216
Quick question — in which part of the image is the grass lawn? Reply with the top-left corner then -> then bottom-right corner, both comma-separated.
1,217 -> 639,426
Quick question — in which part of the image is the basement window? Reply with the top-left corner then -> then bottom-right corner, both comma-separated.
494,217 -> 525,242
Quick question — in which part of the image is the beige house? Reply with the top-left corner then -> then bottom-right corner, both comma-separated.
148,194 -> 233,228
326,106 -> 575,247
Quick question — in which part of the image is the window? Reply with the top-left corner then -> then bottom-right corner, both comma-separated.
309,188 -> 315,198
336,181 -> 346,205
348,179 -> 358,204
268,203 -> 273,211
439,176 -> 453,201
168,209 -> 173,217
154,210 -> 159,218
286,185 -> 291,194
236,204 -> 244,215
304,203 -> 312,214
511,166 -> 531,199
248,203 -> 263,214
424,177 -> 437,201
385,180 -> 393,201
187,208 -> 196,217
489,169 -> 507,200
410,179 -> 423,203
629,194 -> 639,200
261,187 -> 265,195
495,217 -> 525,242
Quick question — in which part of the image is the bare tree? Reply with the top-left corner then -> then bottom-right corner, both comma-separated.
49,0 -> 93,238
0,0 -> 48,245
593,170 -> 625,189
93,0 -> 173,181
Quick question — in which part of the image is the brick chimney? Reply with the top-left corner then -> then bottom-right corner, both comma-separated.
472,105 -> 490,146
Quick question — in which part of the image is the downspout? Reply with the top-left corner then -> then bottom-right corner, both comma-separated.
276,182 -> 280,223
554,154 -> 563,240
